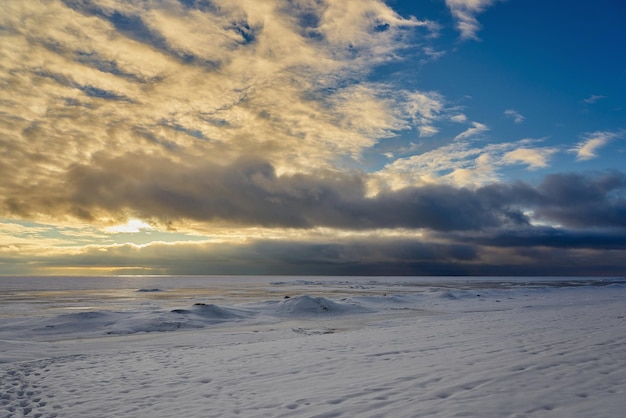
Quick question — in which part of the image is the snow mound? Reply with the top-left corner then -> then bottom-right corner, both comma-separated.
109,312 -> 203,334
172,303 -> 250,320
11,303 -> 256,338
276,295 -> 370,317
434,289 -> 491,300
108,304 -> 254,334
437,290 -> 460,300
34,311 -> 121,333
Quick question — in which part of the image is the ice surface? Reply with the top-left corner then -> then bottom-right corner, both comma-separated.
1,276 -> 625,417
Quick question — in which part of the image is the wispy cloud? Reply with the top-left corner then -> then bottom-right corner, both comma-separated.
445,0 -> 499,40
584,94 -> 606,104
372,137 -> 556,190
504,109 -> 525,124
404,91 -> 445,136
572,130 -> 624,161
453,121 -> 489,141
450,114 -> 468,123
502,147 -> 556,169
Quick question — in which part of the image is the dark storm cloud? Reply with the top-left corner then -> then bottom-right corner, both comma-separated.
6,152 -> 625,257
62,153 -> 530,231
44,155 -> 626,234
447,227 -> 626,250
534,172 -> 626,228
463,171 -> 626,229
15,235 -> 626,276
14,236 -> 480,276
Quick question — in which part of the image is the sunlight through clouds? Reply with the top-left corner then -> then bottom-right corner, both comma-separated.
104,219 -> 154,234
0,0 -> 442,226
1,0 -> 624,275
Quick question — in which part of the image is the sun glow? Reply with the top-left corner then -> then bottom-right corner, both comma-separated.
104,219 -> 154,234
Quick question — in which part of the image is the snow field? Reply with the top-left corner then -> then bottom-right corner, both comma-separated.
1,280 -> 625,417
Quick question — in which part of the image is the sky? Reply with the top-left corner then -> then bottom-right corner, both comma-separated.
1,0 -> 625,276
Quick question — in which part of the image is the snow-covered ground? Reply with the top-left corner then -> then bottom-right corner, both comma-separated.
1,276 -> 625,417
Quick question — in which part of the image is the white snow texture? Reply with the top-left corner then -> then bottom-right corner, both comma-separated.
1,276 -> 625,417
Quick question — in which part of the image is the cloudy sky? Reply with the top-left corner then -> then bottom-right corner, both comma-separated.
1,0 -> 625,276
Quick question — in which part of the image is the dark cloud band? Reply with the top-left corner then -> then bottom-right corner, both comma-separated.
54,155 -> 626,232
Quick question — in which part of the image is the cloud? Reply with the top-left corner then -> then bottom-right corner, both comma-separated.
502,147 -> 556,170
0,220 -> 112,255
504,109 -> 524,124
7,227 -> 626,276
7,149 -> 625,235
4,164 -> 626,276
450,114 -> 468,123
403,91 -> 445,136
422,47 -> 446,62
453,121 -> 489,141
571,130 -> 624,161
418,126 -> 440,137
104,219 -> 154,233
584,94 -> 606,104
460,227 -> 626,250
445,0 -> 499,40
375,138 -> 555,189
1,0 -> 625,277
532,171 -> 626,228
0,0 -> 442,209
0,236 -> 485,276
54,153 -> 532,232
